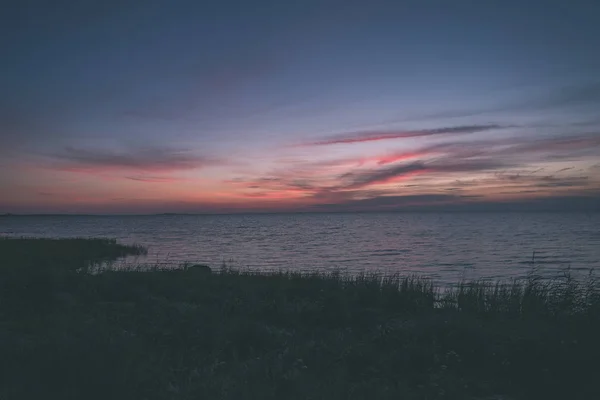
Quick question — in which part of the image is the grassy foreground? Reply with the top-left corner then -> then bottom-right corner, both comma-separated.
1,238 -> 599,399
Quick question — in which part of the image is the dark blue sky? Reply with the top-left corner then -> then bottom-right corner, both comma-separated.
1,0 -> 599,213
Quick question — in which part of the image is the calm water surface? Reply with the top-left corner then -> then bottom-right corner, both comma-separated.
2,213 -> 599,283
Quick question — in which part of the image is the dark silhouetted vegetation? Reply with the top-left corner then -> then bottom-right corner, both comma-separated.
1,237 -> 599,399
0,236 -> 147,273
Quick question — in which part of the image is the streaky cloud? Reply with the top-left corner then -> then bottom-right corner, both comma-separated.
49,146 -> 219,173
236,131 -> 600,203
307,193 -> 600,213
306,124 -> 504,146
365,132 -> 600,165
338,162 -> 430,189
338,159 -> 511,190
125,175 -> 188,183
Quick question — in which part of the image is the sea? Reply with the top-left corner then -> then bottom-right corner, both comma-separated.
2,213 -> 599,284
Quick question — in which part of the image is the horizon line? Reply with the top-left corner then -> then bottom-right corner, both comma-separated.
2,209 -> 599,217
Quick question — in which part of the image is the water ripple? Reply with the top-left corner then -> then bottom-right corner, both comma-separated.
2,213 -> 599,283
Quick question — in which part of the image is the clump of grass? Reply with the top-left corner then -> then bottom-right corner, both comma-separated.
0,237 -> 147,315
440,269 -> 599,318
0,236 -> 147,273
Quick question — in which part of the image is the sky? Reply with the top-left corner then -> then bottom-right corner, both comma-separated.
1,0 -> 600,214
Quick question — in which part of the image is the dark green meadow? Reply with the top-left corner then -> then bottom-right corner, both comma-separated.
1,237 -> 599,399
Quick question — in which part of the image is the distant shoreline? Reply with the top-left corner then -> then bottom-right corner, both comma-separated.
2,209 -> 599,217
